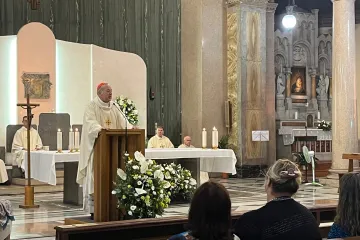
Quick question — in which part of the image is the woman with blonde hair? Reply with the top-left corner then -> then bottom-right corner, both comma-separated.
234,159 -> 321,240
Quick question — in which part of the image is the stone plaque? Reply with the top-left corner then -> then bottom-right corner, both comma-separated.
21,72 -> 52,99
39,113 -> 70,151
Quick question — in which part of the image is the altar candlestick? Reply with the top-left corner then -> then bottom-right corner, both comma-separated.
202,128 -> 207,149
69,128 -> 74,151
212,127 -> 218,149
318,111 -> 321,120
74,128 -> 80,150
57,129 -> 62,152
295,111 -> 298,120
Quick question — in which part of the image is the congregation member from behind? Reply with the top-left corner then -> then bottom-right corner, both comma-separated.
168,181 -> 233,240
328,173 -> 360,239
234,159 -> 321,240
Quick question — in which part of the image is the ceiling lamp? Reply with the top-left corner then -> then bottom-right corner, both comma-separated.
282,0 -> 297,29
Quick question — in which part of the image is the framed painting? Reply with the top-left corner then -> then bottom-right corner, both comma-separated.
290,67 -> 306,95
21,72 -> 52,99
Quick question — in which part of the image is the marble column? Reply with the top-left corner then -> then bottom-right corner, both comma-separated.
266,1 -> 278,165
330,0 -> 358,173
181,0 -> 227,147
181,0 -> 203,146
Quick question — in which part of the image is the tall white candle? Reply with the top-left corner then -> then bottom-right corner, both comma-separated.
212,127 -> 218,149
74,128 -> 80,150
57,129 -> 62,151
294,111 -> 298,120
69,128 -> 74,151
202,128 -> 207,148
318,111 -> 321,120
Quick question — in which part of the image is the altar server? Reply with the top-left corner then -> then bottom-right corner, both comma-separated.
147,126 -> 174,148
12,116 -> 43,169
77,82 -> 132,218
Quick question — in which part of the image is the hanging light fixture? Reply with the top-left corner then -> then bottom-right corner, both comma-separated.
282,0 -> 297,29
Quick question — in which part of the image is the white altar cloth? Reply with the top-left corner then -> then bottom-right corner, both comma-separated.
22,148 -> 237,186
23,151 -> 79,186
145,148 -> 237,174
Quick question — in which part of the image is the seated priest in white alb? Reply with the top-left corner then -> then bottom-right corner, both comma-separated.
0,159 -> 8,184
12,116 -> 43,170
178,136 -> 195,148
76,82 -> 132,219
178,136 -> 209,184
147,126 -> 174,148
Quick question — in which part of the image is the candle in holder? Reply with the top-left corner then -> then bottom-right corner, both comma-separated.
294,111 -> 298,120
317,111 -> 321,120
74,128 -> 80,151
57,129 -> 62,152
212,127 -> 218,149
202,128 -> 207,149
69,128 -> 74,151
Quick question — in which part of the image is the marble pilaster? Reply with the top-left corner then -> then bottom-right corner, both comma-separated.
181,0 -> 227,147
266,2 -> 278,165
311,71 -> 318,110
235,0 -> 268,165
330,0 -> 358,173
285,70 -> 292,118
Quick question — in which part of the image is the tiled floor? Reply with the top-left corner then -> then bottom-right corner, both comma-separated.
1,178 -> 339,239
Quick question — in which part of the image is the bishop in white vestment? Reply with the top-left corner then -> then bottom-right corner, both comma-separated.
76,83 -> 132,215
147,126 -> 174,148
11,116 -> 43,170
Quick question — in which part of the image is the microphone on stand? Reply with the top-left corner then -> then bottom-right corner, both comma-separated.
113,102 -> 128,156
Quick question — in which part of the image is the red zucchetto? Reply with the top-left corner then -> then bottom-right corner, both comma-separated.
97,82 -> 108,91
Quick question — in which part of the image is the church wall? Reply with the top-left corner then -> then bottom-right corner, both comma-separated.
56,40 -> 91,125
92,45 -> 147,130
0,0 -> 181,145
0,36 -> 17,146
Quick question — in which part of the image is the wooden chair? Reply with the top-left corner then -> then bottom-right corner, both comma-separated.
339,153 -> 360,189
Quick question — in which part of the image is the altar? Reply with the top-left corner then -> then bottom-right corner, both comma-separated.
278,120 -> 332,161
23,148 -> 237,205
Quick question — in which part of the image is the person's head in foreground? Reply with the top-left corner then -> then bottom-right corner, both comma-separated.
328,173 -> 360,239
186,181 -> 232,240
183,136 -> 192,147
265,158 -> 301,201
156,126 -> 164,137
97,82 -> 112,103
233,159 -> 321,240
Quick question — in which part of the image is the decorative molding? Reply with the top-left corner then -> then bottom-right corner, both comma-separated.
267,3 -> 278,12
226,0 -> 268,8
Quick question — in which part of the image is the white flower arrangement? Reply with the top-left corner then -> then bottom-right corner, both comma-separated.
163,162 -> 197,201
113,151 -> 171,219
115,95 -> 139,126
317,120 -> 332,131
